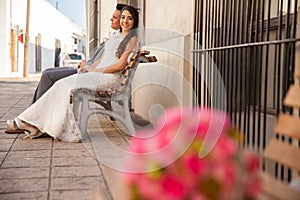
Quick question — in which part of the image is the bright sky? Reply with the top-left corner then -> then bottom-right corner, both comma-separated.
47,0 -> 86,30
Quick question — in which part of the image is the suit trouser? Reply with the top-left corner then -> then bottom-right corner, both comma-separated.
32,67 -> 77,104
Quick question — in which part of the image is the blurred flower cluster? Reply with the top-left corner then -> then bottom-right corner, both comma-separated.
123,107 -> 261,200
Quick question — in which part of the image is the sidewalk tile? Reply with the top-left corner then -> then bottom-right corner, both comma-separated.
6,150 -> 51,159
52,156 -> 98,167
53,141 -> 89,150
0,143 -> 12,152
0,167 -> 49,179
51,177 -> 105,190
0,151 -> 7,159
52,166 -> 101,177
50,189 -> 103,200
0,121 -> 9,129
2,156 -> 51,168
1,109 -> 27,120
0,131 -> 18,139
0,139 -> 15,145
11,138 -> 53,151
53,149 -> 92,158
0,192 -> 48,200
0,178 -> 49,193
0,151 -> 7,163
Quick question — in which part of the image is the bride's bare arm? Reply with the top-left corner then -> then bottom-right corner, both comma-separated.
90,37 -> 138,73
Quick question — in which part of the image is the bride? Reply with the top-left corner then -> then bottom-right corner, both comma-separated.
7,5 -> 139,142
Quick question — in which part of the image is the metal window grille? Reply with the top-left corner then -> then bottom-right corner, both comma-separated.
193,0 -> 299,180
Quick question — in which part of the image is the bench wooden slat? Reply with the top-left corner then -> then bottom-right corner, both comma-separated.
274,114 -> 300,140
264,138 -> 300,171
283,85 -> 300,108
260,172 -> 300,200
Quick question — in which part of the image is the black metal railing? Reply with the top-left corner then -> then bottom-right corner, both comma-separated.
193,0 -> 299,179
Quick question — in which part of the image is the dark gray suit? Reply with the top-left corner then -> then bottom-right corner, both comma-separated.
32,42 -> 105,103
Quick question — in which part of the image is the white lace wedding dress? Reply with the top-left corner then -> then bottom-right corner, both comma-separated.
16,33 -> 125,142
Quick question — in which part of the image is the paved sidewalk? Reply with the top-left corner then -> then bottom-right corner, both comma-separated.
0,77 -> 136,200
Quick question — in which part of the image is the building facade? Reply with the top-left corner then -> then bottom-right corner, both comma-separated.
86,0 -> 300,162
0,0 -> 86,78
85,0 -> 195,122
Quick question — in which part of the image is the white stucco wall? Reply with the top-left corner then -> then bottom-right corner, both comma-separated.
0,0 -> 12,77
0,0 -> 86,78
100,0 -> 118,40
132,0 -> 195,122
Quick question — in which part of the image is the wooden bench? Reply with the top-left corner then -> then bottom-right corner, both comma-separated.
70,50 -> 157,139
260,85 -> 300,199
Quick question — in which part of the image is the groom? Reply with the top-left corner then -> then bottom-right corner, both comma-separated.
31,3 -> 127,103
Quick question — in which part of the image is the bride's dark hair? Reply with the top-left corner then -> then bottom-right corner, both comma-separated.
116,5 -> 139,58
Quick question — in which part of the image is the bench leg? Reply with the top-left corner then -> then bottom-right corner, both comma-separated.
106,101 -> 115,121
78,96 -> 90,140
72,96 -> 81,120
122,97 -> 135,135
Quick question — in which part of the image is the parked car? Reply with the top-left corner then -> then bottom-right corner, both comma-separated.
62,52 -> 85,68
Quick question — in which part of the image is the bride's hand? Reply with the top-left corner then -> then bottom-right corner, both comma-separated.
78,66 -> 88,74
78,60 -> 87,68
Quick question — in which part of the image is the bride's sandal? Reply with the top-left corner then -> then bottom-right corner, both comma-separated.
14,119 -> 40,139
5,120 -> 25,134
7,120 -> 18,130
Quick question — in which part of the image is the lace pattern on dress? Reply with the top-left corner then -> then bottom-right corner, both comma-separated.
58,105 -> 81,142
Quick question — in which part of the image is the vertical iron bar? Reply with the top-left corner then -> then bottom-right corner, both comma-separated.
261,0 -> 272,166
193,0 -> 199,106
232,0 -> 238,126
257,0 -> 264,153
204,0 -> 209,107
237,0 -> 243,145
220,0 -> 223,110
194,0 -> 202,106
251,0 -> 259,150
246,1 -> 255,148
209,0 -> 213,108
276,0 -> 283,116
227,0 -> 233,117
227,0 -> 233,120
212,0 -> 218,109
222,0 -> 228,113
262,0 -> 272,151
276,0 -> 284,180
216,0 -> 221,110
242,0 -> 250,147
282,0 -> 291,113
241,0 -> 248,148
285,0 -> 292,182
199,0 -> 204,106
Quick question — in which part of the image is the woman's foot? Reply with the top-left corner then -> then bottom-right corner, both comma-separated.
7,120 -> 18,130
7,119 -> 39,137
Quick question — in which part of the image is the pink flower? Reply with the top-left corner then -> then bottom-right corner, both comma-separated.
245,177 -> 261,198
244,152 -> 260,172
212,135 -> 238,162
161,175 -> 187,198
123,107 -> 261,200
183,153 -> 206,175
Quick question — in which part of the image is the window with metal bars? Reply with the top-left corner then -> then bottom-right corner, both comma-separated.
192,0 -> 298,149
193,0 -> 299,182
